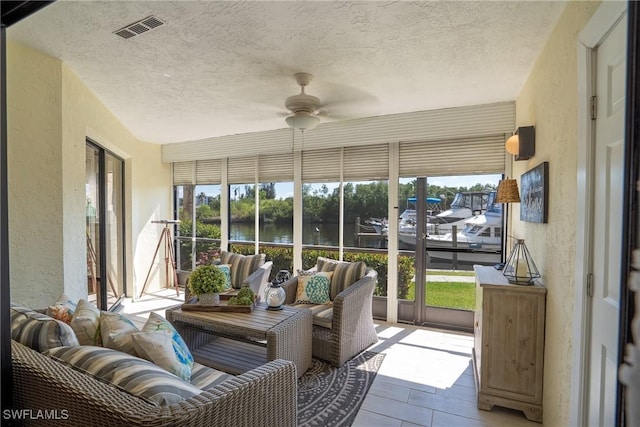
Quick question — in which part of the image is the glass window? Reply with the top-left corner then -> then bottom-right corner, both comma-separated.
302,182 -> 340,247
175,184 -> 221,270
343,180 -> 388,249
175,185 -> 193,271
230,184 -> 256,244
194,184 -> 221,265
258,182 -> 293,244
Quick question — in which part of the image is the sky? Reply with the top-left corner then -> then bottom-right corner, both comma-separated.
191,174 -> 501,200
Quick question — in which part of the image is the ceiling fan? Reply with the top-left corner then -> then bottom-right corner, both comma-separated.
284,72 -> 322,131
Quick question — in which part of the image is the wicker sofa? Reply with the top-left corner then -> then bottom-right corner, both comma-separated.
12,340 -> 296,427
281,258 -> 378,367
10,303 -> 297,427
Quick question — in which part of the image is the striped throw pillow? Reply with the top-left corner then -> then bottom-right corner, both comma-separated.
45,346 -> 203,406
329,261 -> 366,300
315,258 -> 367,300
219,251 -> 265,289
10,305 -> 79,352
316,256 -> 340,272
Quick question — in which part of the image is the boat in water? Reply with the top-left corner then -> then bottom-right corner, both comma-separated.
398,191 -> 491,247
425,198 -> 502,264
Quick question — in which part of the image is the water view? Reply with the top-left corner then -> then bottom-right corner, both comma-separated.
230,222 -> 385,249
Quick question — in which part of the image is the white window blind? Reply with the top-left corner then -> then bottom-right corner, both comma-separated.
228,156 -> 257,184
173,161 -> 195,185
258,153 -> 294,182
399,135 -> 505,177
302,149 -> 341,182
343,143 -> 389,180
196,159 -> 222,184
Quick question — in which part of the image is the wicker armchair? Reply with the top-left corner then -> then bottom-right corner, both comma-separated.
11,340 -> 297,427
281,267 -> 378,367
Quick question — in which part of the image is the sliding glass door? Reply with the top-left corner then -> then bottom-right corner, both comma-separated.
86,140 -> 125,310
397,175 -> 501,329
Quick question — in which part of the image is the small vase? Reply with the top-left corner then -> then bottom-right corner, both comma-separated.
199,293 -> 220,305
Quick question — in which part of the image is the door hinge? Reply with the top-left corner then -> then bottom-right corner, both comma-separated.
587,273 -> 594,297
590,96 -> 597,120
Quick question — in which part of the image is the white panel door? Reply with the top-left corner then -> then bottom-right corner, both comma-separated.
588,13 -> 626,426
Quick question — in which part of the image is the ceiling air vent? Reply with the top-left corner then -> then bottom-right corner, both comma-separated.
114,16 -> 164,39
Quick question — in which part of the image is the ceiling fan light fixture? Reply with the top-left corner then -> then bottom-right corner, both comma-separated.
286,111 -> 320,131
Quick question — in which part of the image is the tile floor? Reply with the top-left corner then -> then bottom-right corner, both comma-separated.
121,289 -> 541,427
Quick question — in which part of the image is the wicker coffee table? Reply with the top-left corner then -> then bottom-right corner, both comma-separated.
166,304 -> 312,378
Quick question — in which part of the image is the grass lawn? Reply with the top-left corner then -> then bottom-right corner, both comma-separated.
407,280 -> 476,310
426,269 -> 475,277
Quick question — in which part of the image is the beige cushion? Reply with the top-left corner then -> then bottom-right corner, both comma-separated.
70,299 -> 102,346
100,312 -> 139,355
10,305 -> 79,352
46,345 -> 202,406
219,251 -> 265,289
289,302 -> 333,329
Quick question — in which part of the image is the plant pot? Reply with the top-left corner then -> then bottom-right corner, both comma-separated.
177,270 -> 191,287
198,293 -> 220,305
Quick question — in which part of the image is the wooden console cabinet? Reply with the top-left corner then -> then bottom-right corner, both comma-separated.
472,265 -> 546,422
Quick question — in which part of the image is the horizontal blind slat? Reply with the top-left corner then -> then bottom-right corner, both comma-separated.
399,135 -> 505,177
259,153 -> 294,182
196,159 -> 222,184
228,156 -> 256,184
173,161 -> 195,185
344,143 -> 389,180
302,149 -> 341,182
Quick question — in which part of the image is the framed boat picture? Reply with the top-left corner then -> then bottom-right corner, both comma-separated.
520,162 -> 549,223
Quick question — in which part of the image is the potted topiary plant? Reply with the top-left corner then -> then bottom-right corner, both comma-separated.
187,264 -> 227,304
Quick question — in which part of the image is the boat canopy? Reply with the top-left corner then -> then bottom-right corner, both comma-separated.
407,197 -> 442,204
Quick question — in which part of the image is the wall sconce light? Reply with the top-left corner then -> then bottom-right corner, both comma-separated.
505,126 -> 535,161
495,178 -> 521,203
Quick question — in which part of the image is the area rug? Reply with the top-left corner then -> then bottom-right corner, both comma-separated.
297,351 -> 385,427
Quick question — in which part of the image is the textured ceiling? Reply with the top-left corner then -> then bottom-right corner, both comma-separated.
7,1 -> 567,144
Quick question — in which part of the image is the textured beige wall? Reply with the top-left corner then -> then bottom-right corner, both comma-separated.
513,1 -> 601,424
7,41 -> 171,307
7,42 -> 64,306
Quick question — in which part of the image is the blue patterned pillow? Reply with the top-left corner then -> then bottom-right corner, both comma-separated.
295,270 -> 333,304
131,312 -> 194,381
217,264 -> 232,290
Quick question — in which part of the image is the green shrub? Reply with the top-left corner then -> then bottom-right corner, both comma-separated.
187,265 -> 227,296
223,244 -> 414,299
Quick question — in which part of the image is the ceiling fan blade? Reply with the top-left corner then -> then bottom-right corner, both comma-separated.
316,82 -> 381,120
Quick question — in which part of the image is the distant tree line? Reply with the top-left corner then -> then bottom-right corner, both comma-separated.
179,180 -> 496,227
